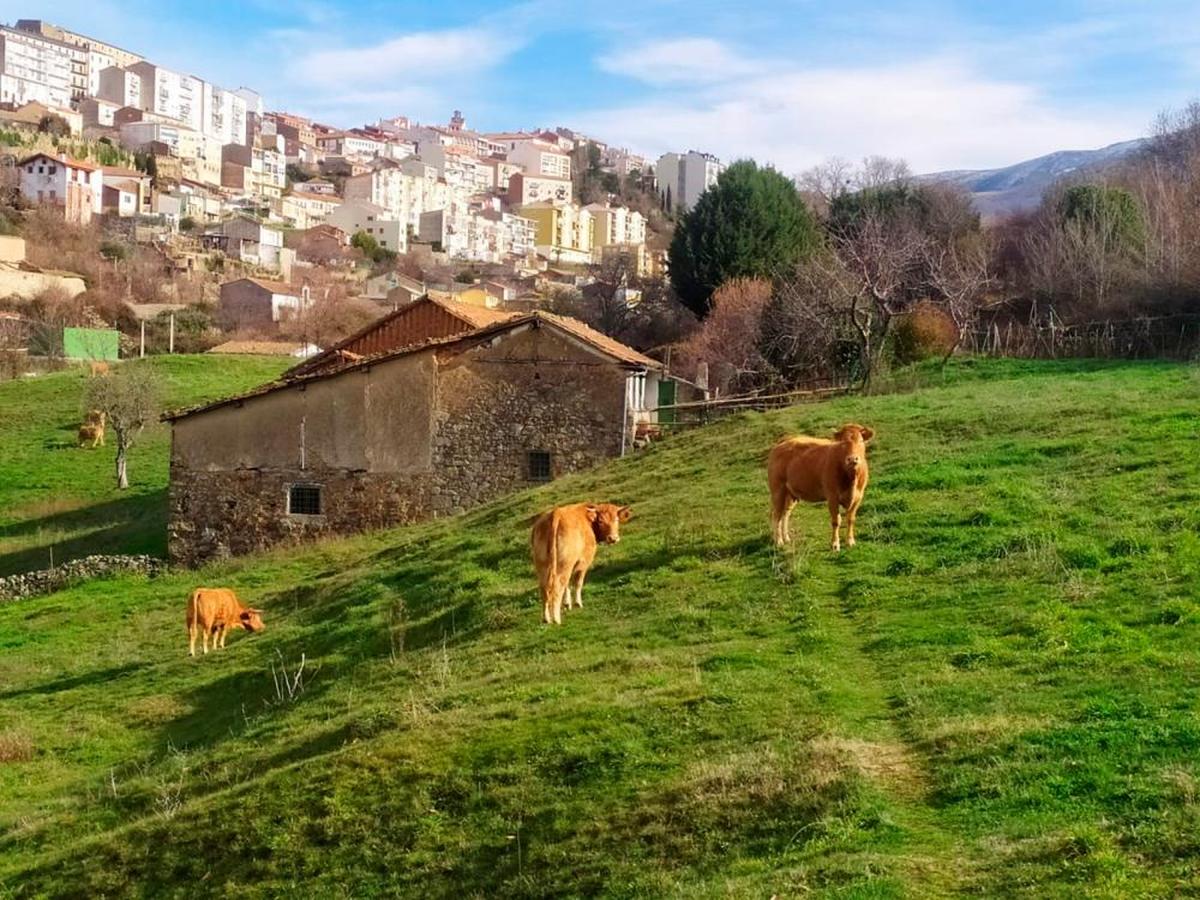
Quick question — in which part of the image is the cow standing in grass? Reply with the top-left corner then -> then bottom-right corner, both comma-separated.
530,503 -> 631,625
77,410 -> 105,448
187,588 -> 264,656
768,424 -> 874,550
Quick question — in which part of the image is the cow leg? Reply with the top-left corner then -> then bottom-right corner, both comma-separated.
573,565 -> 588,610
782,498 -> 797,544
771,489 -> 795,545
188,623 -> 197,657
828,498 -> 842,552
552,573 -> 566,625
846,497 -> 862,548
201,629 -> 209,655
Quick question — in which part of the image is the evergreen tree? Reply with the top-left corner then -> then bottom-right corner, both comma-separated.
668,160 -> 820,317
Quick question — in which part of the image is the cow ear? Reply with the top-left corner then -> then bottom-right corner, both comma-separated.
584,505 -> 599,522
618,506 -> 632,522
860,427 -> 874,443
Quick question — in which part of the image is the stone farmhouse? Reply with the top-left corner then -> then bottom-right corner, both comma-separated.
165,298 -> 700,565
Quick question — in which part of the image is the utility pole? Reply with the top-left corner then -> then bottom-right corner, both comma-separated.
139,319 -> 146,358
169,311 -> 175,354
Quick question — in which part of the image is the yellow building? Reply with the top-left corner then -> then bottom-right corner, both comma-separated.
518,202 -> 594,265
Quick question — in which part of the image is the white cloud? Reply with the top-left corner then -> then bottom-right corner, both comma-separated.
286,28 -> 510,84
575,45 -> 1145,173
597,38 -> 764,84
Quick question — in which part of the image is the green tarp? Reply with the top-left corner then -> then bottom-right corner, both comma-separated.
63,327 -> 119,361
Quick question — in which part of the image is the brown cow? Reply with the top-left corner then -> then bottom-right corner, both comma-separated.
88,361 -> 110,376
530,503 -> 632,625
768,423 -> 874,551
186,588 -> 265,656
77,410 -> 105,448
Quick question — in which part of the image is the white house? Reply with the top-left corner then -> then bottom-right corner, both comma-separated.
17,153 -> 102,225
328,201 -> 406,254
275,192 -> 342,230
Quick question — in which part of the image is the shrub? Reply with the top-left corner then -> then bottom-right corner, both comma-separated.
890,302 -> 957,364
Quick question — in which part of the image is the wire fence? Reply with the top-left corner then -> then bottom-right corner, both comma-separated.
966,314 -> 1200,360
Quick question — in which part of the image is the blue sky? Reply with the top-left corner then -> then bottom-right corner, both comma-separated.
3,0 -> 1198,172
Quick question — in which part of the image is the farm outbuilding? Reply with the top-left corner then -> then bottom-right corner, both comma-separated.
165,303 -> 702,565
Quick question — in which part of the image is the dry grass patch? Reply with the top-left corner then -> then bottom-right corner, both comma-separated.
126,695 -> 189,726
810,736 -> 925,797
0,730 -> 35,763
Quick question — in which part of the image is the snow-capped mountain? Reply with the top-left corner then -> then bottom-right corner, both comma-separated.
920,138 -> 1148,219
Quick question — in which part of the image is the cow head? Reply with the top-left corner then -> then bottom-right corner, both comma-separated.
833,424 -> 874,475
586,503 -> 632,544
239,608 -> 266,632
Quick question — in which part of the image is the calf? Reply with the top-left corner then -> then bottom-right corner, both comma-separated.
768,423 -> 874,550
186,587 -> 264,656
89,361 -> 110,376
78,410 -> 105,448
530,503 -> 631,625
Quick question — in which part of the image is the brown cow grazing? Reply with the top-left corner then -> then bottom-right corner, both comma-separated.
88,361 -> 110,376
530,503 -> 632,625
77,410 -> 105,448
186,588 -> 265,656
768,424 -> 874,551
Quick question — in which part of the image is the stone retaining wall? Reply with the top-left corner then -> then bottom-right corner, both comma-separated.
0,555 -> 166,603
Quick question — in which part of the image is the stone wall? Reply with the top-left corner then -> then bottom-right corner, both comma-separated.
0,554 -> 165,603
168,322 -> 633,566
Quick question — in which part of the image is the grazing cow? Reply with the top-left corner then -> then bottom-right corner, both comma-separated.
530,503 -> 632,625
186,588 -> 264,656
77,410 -> 105,448
89,361 -> 109,376
768,424 -> 874,551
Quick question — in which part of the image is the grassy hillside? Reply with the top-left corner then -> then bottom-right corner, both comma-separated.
1,359 -> 1199,897
0,355 -> 291,577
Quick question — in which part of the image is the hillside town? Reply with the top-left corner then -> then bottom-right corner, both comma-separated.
0,17 -> 728,350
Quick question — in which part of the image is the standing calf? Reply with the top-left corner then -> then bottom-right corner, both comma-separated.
187,588 -> 264,656
768,424 -> 874,550
78,410 -> 105,448
530,503 -> 631,625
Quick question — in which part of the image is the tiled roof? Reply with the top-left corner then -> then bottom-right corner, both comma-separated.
236,277 -> 300,295
165,309 -> 660,422
18,152 -> 98,172
209,340 -> 308,356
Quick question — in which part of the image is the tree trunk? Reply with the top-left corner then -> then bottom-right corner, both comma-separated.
116,448 -> 128,490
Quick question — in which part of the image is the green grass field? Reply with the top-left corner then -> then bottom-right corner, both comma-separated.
1,358 -> 1199,897
0,356 -> 291,577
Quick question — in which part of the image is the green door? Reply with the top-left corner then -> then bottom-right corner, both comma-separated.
657,379 -> 677,425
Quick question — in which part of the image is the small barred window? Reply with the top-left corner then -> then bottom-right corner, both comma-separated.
288,484 -> 322,516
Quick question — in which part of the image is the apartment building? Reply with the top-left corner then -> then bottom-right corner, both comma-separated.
0,26 -> 78,109
328,201 -> 406,254
585,204 -> 647,248
656,150 -> 722,213
506,138 -> 571,180
508,172 -> 572,207
15,20 -> 142,97
518,202 -> 594,265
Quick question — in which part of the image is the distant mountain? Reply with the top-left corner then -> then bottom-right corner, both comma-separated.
920,138 -> 1148,219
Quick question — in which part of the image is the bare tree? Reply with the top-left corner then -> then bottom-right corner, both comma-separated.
833,213 -> 930,384
796,157 -> 854,215
676,278 -> 774,392
924,233 -> 995,365
85,365 -> 163,489
856,156 -> 913,191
